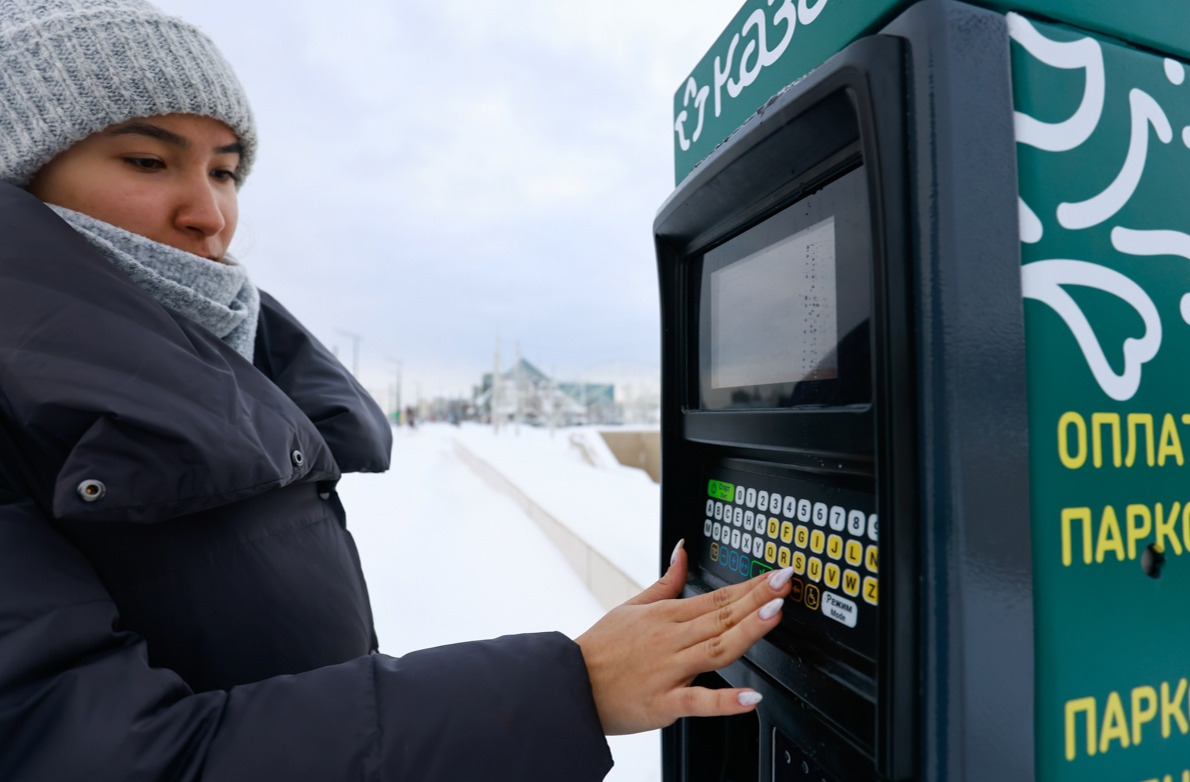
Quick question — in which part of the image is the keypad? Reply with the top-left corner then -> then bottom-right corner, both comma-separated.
702,474 -> 878,646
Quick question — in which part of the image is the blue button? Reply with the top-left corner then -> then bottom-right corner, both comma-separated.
739,556 -> 751,576
729,551 -> 739,570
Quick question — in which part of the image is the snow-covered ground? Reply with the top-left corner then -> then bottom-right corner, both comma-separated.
338,421 -> 664,782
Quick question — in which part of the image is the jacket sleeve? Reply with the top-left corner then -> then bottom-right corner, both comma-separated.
0,498 -> 613,782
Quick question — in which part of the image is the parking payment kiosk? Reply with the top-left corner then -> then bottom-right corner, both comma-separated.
656,2 -> 1190,781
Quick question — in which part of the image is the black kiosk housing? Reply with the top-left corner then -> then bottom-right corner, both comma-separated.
654,3 -> 1034,781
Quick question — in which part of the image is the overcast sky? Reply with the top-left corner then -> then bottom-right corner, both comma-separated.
149,0 -> 734,402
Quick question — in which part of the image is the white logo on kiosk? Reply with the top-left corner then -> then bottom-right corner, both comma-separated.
673,0 -> 833,152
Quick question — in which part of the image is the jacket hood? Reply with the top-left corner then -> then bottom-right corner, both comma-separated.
0,183 -> 391,523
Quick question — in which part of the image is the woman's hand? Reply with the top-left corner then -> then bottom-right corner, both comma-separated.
575,542 -> 793,735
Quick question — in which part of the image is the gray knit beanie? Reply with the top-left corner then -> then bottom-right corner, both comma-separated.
0,0 -> 256,187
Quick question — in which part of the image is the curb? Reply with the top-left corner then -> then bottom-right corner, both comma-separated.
452,437 -> 643,611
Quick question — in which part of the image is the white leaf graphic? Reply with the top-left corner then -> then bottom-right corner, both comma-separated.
1057,89 -> 1172,230
1009,13 -> 1105,152
1021,259 -> 1161,401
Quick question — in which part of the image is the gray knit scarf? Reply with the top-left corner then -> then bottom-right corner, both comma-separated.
49,205 -> 260,361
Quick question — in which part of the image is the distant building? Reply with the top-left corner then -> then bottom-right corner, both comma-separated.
475,358 -> 616,426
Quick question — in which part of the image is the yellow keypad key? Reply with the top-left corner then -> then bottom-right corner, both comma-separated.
824,563 -> 840,589
780,521 -> 794,544
865,545 -> 878,573
827,534 -> 843,560
764,541 -> 777,564
863,576 -> 878,605
842,569 -> 861,597
778,546 -> 791,568
810,530 -> 825,554
767,517 -> 780,538
795,525 -> 809,548
710,543 -> 719,562
807,556 -> 823,582
792,551 -> 806,575
845,540 -> 863,567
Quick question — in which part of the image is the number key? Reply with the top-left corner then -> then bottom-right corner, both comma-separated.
813,502 -> 828,527
848,509 -> 866,536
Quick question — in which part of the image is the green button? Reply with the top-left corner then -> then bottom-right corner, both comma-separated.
751,560 -> 773,578
707,480 -> 734,501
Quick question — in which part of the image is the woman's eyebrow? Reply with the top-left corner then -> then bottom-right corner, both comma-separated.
105,122 -> 189,147
105,123 -> 243,155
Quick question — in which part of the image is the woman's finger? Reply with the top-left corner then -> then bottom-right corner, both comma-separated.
623,539 -> 688,607
672,580 -> 788,675
660,685 -> 766,722
671,566 -> 793,647
658,576 -> 756,621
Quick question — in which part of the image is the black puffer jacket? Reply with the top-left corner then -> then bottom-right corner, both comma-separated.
0,183 -> 612,781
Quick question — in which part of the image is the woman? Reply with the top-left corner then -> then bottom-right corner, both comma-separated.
0,1 -> 794,779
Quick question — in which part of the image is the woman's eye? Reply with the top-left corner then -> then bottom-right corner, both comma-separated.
124,157 -> 163,171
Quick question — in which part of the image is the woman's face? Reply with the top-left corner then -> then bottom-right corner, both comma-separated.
28,114 -> 242,262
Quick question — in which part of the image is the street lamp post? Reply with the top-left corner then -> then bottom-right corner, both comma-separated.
336,330 -> 362,378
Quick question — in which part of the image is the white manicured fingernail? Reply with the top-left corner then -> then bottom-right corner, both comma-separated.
669,538 -> 685,567
758,597 -> 784,621
768,566 -> 794,590
737,691 -> 763,707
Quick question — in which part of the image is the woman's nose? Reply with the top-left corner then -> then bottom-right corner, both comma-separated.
175,178 -> 227,237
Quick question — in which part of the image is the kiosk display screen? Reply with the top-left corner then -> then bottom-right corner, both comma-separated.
698,166 -> 870,410
709,217 -> 839,389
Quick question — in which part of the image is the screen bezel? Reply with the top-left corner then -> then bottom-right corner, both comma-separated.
696,164 -> 871,410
